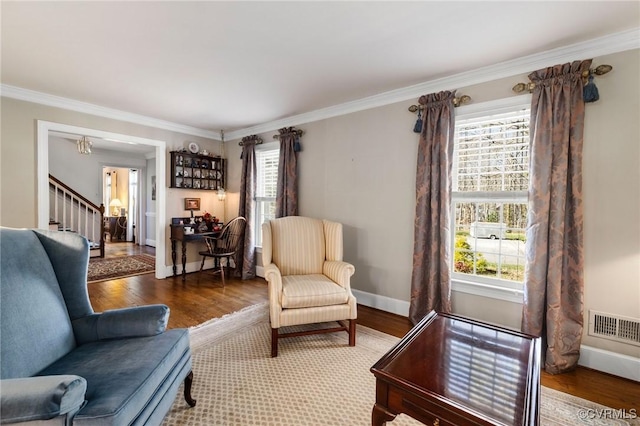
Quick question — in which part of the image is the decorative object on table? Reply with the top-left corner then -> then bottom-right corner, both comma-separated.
109,198 -> 122,216
202,211 -> 220,231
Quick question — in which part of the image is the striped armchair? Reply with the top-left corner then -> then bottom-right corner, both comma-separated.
262,216 -> 356,357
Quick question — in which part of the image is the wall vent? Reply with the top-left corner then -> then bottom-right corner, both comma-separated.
588,311 -> 640,347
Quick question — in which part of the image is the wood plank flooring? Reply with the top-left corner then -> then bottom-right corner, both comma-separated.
89,242 -> 640,414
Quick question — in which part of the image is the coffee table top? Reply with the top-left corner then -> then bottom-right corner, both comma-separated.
372,311 -> 540,425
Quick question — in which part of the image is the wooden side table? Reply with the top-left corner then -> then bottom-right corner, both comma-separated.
108,216 -> 127,241
371,311 -> 541,426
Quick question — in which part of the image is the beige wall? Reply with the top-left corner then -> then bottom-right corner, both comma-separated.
227,49 -> 639,358
2,49 -> 638,359
0,98 -> 225,267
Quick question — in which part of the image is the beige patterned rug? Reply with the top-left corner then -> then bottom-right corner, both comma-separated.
87,254 -> 155,283
163,303 -> 638,425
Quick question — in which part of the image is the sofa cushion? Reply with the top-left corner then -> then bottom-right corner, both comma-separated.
281,274 -> 349,309
37,329 -> 190,426
0,228 -> 76,379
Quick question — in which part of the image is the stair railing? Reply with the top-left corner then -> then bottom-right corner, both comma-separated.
49,174 -> 105,258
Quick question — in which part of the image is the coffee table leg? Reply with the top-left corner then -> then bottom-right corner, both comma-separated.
372,403 -> 396,426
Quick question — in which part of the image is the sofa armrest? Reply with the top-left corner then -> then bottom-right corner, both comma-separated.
1,376 -> 87,423
72,304 -> 170,344
263,263 -> 284,328
323,260 -> 355,289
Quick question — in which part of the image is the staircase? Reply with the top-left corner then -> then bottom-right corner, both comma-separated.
49,174 -> 105,258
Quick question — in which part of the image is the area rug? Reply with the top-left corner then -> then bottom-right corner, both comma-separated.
87,254 -> 155,283
163,303 -> 638,426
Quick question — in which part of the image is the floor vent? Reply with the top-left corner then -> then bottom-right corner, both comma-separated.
588,310 -> 640,347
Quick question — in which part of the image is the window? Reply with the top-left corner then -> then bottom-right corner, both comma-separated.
255,146 -> 279,247
451,106 -> 530,293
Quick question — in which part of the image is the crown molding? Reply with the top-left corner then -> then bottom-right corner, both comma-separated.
1,85 -> 221,140
3,28 -> 638,142
226,27 -> 640,140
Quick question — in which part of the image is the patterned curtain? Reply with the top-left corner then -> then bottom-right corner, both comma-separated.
408,91 -> 455,325
275,127 -> 300,218
522,59 -> 591,374
238,136 -> 258,280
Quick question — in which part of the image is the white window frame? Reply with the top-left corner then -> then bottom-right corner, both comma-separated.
255,142 -> 280,248
451,97 -> 532,303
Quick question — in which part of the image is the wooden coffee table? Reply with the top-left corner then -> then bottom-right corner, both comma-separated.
371,311 -> 540,426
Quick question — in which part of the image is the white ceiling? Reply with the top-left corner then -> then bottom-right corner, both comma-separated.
2,1 -> 639,135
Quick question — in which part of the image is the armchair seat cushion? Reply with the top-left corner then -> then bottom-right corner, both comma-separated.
281,274 -> 349,309
36,329 -> 190,425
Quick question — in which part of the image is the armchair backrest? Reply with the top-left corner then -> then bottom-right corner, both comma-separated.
0,228 -> 89,379
262,216 -> 344,276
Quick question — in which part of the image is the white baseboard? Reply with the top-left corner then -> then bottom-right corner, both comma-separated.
256,265 -> 264,278
352,289 -> 410,317
579,345 -> 640,382
351,290 -> 640,382
145,239 -> 156,247
163,259 -> 218,278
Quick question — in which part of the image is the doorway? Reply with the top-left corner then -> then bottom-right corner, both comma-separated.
37,121 -> 168,279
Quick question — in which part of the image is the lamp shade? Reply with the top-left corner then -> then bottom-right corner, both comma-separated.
110,198 -> 122,216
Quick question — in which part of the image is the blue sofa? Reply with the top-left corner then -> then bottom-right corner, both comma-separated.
0,228 -> 196,425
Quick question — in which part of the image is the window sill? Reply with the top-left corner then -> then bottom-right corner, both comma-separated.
451,278 -> 523,304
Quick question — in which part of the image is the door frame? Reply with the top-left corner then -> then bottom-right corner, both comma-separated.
37,120 -> 167,279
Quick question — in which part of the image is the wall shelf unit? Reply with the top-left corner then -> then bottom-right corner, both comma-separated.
170,151 -> 225,190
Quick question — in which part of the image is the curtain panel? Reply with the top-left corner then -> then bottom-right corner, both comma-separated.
275,128 -> 299,218
238,139 -> 257,280
522,59 -> 591,374
408,91 -> 456,325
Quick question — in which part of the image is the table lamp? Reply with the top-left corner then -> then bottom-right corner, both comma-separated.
110,198 -> 122,216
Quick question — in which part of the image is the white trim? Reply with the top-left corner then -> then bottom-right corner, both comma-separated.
5,85 -> 220,140
579,345 -> 640,382
256,265 -> 264,278
455,96 -> 532,120
225,28 -> 639,140
451,279 -> 524,304
37,120 -> 167,279
145,239 -> 156,247
164,259 -> 217,278
145,212 -> 157,217
352,289 -> 410,317
7,29 -> 639,141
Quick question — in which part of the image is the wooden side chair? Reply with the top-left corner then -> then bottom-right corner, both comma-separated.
198,216 -> 247,286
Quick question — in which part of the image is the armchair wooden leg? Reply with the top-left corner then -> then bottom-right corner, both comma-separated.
219,258 -> 226,287
349,319 -> 356,346
183,370 -> 196,407
199,256 -> 206,272
271,328 -> 279,357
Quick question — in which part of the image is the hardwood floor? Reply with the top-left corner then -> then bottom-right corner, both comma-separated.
90,243 -> 640,413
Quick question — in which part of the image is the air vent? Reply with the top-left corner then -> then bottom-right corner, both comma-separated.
589,311 -> 640,347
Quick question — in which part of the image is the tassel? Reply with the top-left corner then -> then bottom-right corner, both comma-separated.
294,136 -> 302,152
583,75 -> 600,103
413,109 -> 423,133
